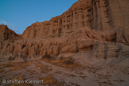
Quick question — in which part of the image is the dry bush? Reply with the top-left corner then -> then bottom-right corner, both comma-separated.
63,57 -> 75,64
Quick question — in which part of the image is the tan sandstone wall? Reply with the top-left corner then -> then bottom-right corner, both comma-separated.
22,0 -> 129,39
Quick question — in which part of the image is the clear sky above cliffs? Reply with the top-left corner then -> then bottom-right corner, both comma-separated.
0,0 -> 78,34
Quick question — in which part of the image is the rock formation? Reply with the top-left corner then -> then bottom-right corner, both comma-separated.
22,0 -> 129,39
0,25 -> 20,41
0,0 -> 129,61
0,0 -> 129,86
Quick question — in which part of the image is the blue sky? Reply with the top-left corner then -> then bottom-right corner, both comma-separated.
0,0 -> 78,34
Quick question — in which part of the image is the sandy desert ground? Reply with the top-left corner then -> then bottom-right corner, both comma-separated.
0,53 -> 129,86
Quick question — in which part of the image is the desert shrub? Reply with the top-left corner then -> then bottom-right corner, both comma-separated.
8,56 -> 15,60
63,57 -> 74,64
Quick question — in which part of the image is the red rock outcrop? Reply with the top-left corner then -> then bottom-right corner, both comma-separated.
0,25 -> 20,41
0,0 -> 129,61
1,1 -> 129,86
22,0 -> 129,39
0,27 -> 129,62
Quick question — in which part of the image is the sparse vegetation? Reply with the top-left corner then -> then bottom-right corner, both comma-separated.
8,56 -> 15,60
63,57 -> 74,64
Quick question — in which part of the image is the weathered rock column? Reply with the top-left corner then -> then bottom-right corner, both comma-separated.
78,11 -> 84,28
83,9 -> 87,27
57,19 -> 62,36
49,22 -> 54,36
72,11 -> 77,30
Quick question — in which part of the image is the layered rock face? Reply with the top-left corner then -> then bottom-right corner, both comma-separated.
0,1 -> 129,86
0,27 -> 129,62
22,0 -> 129,39
0,0 -> 129,61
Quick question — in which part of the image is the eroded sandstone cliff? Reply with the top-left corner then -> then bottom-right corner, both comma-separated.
22,0 -> 129,39
0,0 -> 129,62
0,0 -> 129,86
0,25 -> 20,41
